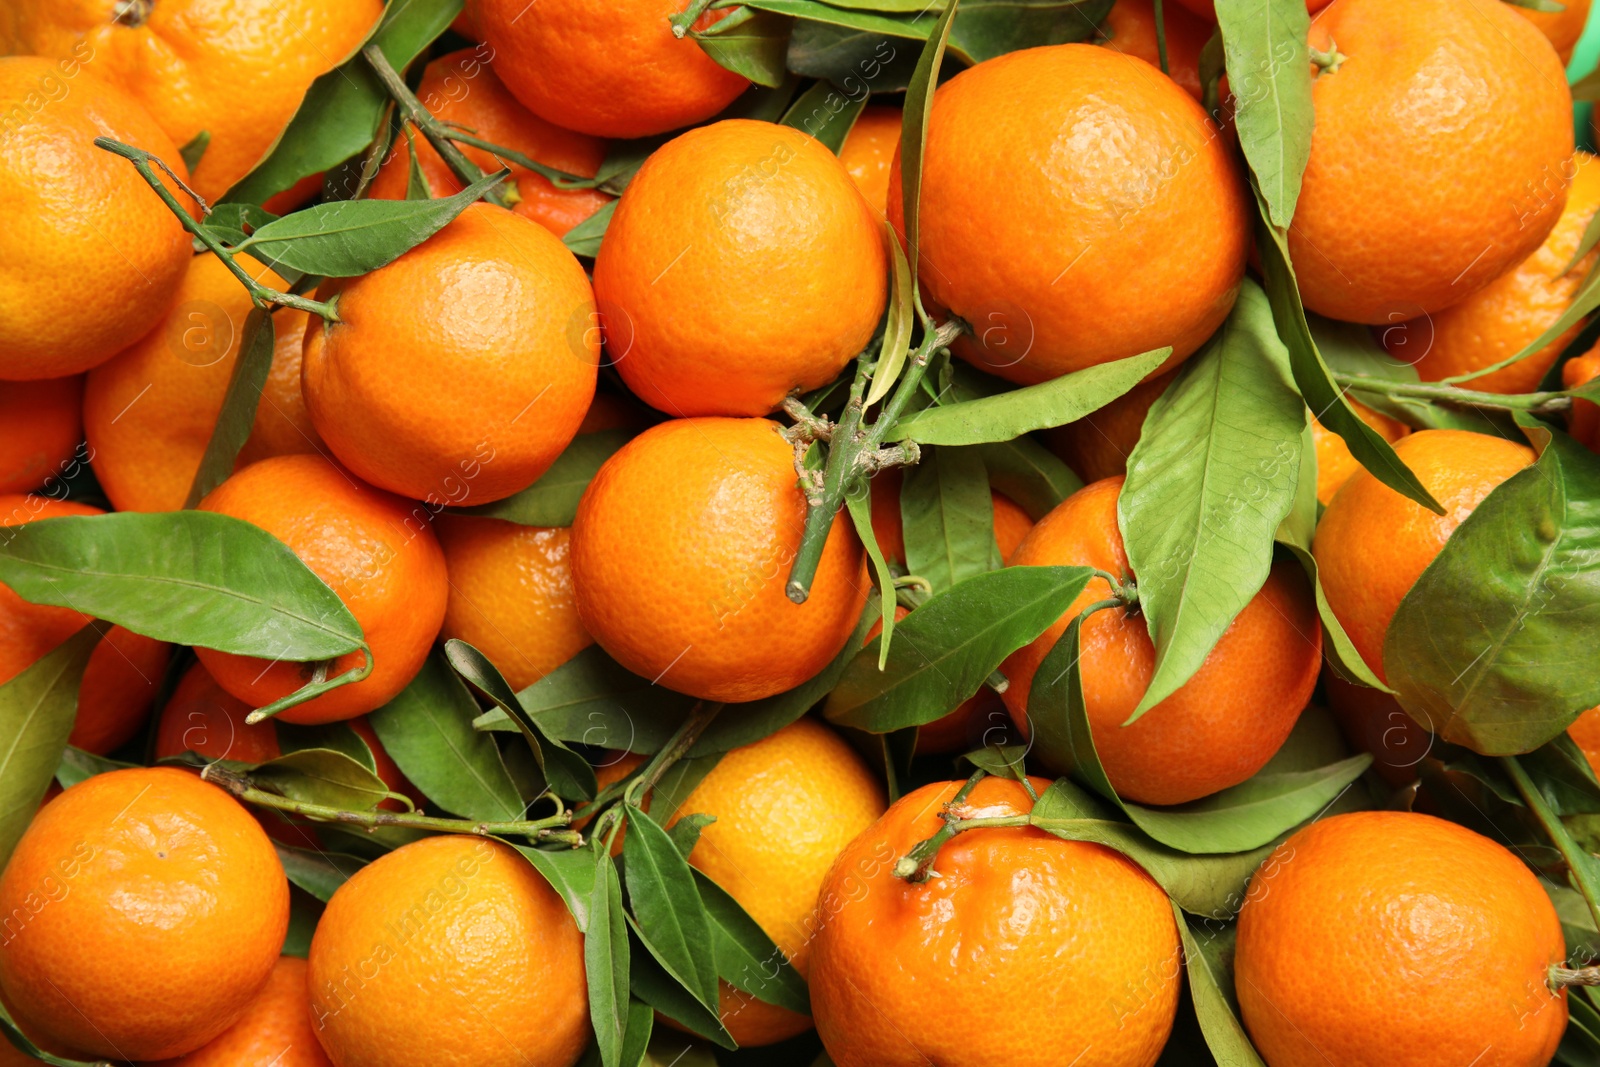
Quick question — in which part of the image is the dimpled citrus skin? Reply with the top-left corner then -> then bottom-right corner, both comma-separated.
303,203 -> 598,506
1390,153 -> 1600,394
888,44 -> 1249,386
155,661 -> 282,765
0,57 -> 193,380
1044,369 -> 1178,484
475,0 -> 748,138
1235,811 -> 1567,1067
661,718 -> 886,1046
1000,478 -> 1322,805
1312,430 -> 1534,682
0,494 -> 102,686
837,105 -> 901,220
307,836 -> 589,1067
1290,0 -> 1574,325
0,767 -> 288,1061
811,777 -> 1180,1067
368,49 -> 612,238
436,516 -> 594,692
1569,706 -> 1600,775
162,956 -> 332,1067
85,252 -> 286,513
236,307 -> 325,467
594,120 -> 887,417
197,455 -> 448,724
0,377 -> 82,493
0,0 -> 383,200
571,418 -> 868,703
1311,401 -> 1408,504
1098,0 -> 1212,101
68,625 -> 170,754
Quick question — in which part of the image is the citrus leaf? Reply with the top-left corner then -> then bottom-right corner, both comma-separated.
622,1000 -> 655,1067
1214,0 -> 1313,228
1178,914 -> 1268,1067
184,309 -> 274,508
0,626 -> 97,869
1252,195 -> 1444,514
222,0 -> 460,205
368,650 -> 523,821
1385,424 -> 1600,754
668,812 -> 715,858
628,924 -> 737,1049
946,0 -> 1113,63
900,0 -> 959,297
694,871 -> 811,1014
622,807 -> 721,1011
1119,280 -> 1305,718
179,129 -> 211,173
203,202 -> 278,246
1026,616 -> 1371,853
55,745 -> 135,791
274,844 -> 366,902
515,843 -> 600,931
784,20 -> 925,89
890,347 -> 1171,446
779,79 -> 869,152
496,645 -> 695,753
973,437 -> 1082,519
589,854 -> 631,1067
250,748 -> 391,812
902,445 -> 996,591
824,566 -> 1093,731
692,7 -> 793,88
746,1 -> 932,38
0,512 -> 363,661
646,755 -> 724,825
276,720 -> 377,773
451,429 -> 632,527
847,490 -> 898,668
1029,778 -> 1276,919
235,169 -> 506,277
865,221 -> 915,407
563,199 -> 618,258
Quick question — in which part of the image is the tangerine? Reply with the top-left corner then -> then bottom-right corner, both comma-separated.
0,378 -> 82,494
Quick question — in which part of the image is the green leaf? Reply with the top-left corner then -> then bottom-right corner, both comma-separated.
451,429 -> 631,527
866,222 -> 915,407
973,437 -> 1082,519
1385,426 -> 1600,754
0,512 -> 363,660
515,844 -> 600,931
891,348 -> 1172,445
900,0 -> 958,296
694,871 -> 810,1014
222,0 -> 461,205
622,807 -> 721,1011
693,7 -> 793,88
0,627 -> 97,869
622,1000 -> 655,1067
563,199 -> 619,259
183,309 -> 274,508
235,169 -> 506,277
783,19 -> 926,90
1214,0 -> 1313,228
628,926 -> 737,1049
368,650 -> 524,821
203,203 -> 279,247
1178,914 -> 1267,1067
589,854 -> 631,1067
55,745 -> 135,790
902,446 -> 996,592
1027,615 -> 1371,853
276,720 -> 377,773
824,566 -> 1093,731
274,844 -> 366,902
403,127 -> 430,201
779,79 -> 869,153
645,754 -> 724,824
1029,778 -> 1276,918
179,129 -> 211,173
668,812 -> 715,857
496,645 -> 696,751
847,491 -> 898,668
251,748 -> 391,811
1120,280 -> 1305,717
1252,199 -> 1444,514
946,0 -> 1114,63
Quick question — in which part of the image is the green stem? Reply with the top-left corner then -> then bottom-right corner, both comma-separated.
440,128 -> 596,190
243,648 -> 373,724
201,763 -> 582,844
362,45 -> 515,210
1553,965 -> 1600,988
894,768 -> 992,882
588,701 -> 725,843
1334,373 -> 1571,416
93,138 -> 342,321
1309,42 -> 1346,74
1503,755 -> 1600,934
785,318 -> 967,604
669,0 -> 717,36
1091,568 -> 1139,609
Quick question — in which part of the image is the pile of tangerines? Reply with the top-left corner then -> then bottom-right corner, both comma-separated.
3,0 -> 1600,1065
